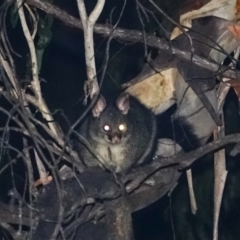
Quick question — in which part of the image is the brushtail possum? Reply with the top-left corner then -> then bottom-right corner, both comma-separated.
74,93 -> 157,173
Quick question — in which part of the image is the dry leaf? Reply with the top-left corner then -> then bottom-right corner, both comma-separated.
171,0 -> 240,39
227,79 -> 240,101
126,68 -> 177,114
228,25 -> 240,40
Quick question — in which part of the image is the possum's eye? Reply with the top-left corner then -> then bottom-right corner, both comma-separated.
118,124 -> 126,132
103,124 -> 111,132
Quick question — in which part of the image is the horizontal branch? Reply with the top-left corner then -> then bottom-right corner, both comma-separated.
0,133 -> 239,227
178,133 -> 240,169
25,0 -> 240,80
0,203 -> 30,226
125,133 -> 240,193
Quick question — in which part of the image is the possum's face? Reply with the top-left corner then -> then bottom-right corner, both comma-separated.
89,94 -> 133,145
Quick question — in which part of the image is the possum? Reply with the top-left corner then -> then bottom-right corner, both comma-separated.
74,93 -> 157,174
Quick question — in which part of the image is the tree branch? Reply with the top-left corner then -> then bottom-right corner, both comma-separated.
76,0 -> 104,101
17,0 -> 62,140
24,0 -> 240,80
125,133 -> 240,193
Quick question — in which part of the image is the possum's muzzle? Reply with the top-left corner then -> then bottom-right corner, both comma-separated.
108,133 -> 122,144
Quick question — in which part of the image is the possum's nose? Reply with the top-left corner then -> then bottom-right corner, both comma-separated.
108,134 -> 122,144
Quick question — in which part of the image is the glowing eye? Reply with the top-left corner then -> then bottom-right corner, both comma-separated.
118,124 -> 125,131
103,125 -> 111,132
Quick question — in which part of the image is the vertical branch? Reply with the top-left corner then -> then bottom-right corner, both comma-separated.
0,54 -> 18,98
212,86 -> 229,240
16,0 -> 66,187
16,0 -> 40,97
105,197 -> 134,240
186,169 -> 197,214
213,116 -> 227,240
33,149 -> 52,186
212,47 -> 240,240
76,0 -> 105,101
22,138 -> 34,237
16,0 -> 61,138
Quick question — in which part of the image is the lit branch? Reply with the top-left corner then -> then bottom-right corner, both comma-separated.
16,0 -> 40,98
24,0 -> 240,82
0,53 -> 18,97
16,0 -> 60,139
76,0 -> 105,101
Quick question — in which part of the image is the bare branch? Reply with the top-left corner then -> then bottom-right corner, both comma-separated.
17,0 -> 62,140
126,133 -> 240,193
16,0 -> 40,97
0,53 -> 18,97
76,0 -> 87,29
76,0 -> 105,101
24,0 -> 240,81
88,0 -> 105,25
186,169 -> 197,214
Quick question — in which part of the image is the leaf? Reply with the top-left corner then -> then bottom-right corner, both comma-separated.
227,80 -> 240,106
228,25 -> 240,40
36,17 -> 53,50
36,15 -> 54,71
171,0 -> 240,40
125,68 -> 177,114
9,3 -> 19,28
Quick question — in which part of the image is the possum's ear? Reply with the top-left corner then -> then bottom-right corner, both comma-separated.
116,93 -> 130,115
92,95 -> 106,118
